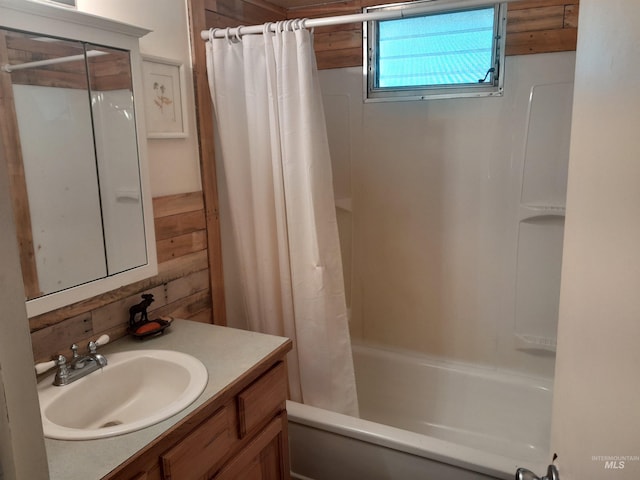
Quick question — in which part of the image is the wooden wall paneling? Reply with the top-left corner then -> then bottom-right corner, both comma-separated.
215,0 -> 285,24
287,0 -> 362,71
287,2 -> 361,18
154,192 -> 207,247
505,27 -> 578,55
5,32 -> 83,58
155,210 -> 207,241
7,33 -> 131,91
314,30 -> 362,52
507,0 -> 573,9
10,68 -> 87,89
563,4 -> 579,28
88,50 -> 133,92
30,314 -> 92,362
505,2 -> 579,55
153,191 -> 204,217
6,32 -> 88,89
187,0 -> 228,327
30,192 -> 213,363
90,284 -> 168,333
149,289 -> 212,320
316,47 -> 362,70
204,11 -> 243,29
29,248 -> 209,332
164,268 -> 210,302
286,0 -> 580,70
506,5 -> 565,33
237,0 -> 287,17
0,31 -> 40,299
156,230 -> 208,263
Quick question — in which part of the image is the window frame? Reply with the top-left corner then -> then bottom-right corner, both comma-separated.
363,1 -> 507,102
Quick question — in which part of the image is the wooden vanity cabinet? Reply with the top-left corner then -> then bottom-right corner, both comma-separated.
104,353 -> 291,480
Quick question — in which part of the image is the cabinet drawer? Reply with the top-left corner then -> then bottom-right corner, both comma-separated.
161,406 -> 234,480
237,362 -> 287,438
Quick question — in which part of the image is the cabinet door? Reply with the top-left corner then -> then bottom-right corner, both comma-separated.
162,406 -> 235,480
214,413 -> 290,480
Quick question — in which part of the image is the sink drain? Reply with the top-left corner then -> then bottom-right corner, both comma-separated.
100,420 -> 123,428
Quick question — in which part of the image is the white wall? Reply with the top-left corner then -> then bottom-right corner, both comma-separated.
318,52 -> 576,378
76,0 -> 202,197
551,0 -> 640,477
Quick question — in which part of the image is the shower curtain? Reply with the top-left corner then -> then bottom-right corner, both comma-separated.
205,23 -> 358,416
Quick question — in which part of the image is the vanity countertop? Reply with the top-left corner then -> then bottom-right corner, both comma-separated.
42,320 -> 291,480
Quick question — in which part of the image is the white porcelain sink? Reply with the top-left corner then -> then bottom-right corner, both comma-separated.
38,350 -> 208,440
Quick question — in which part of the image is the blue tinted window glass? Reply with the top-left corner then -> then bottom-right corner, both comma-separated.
377,8 -> 495,88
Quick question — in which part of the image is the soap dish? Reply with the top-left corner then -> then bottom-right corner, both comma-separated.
128,316 -> 174,339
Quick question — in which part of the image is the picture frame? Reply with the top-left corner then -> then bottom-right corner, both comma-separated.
141,55 -> 187,139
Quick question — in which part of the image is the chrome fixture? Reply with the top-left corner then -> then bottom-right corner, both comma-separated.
35,335 -> 110,386
516,464 -> 560,480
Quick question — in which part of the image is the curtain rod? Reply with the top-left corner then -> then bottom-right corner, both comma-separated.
200,0 -> 520,40
1,50 -> 107,73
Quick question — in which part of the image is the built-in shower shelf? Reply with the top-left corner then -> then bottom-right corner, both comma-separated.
519,204 -> 566,222
335,197 -> 352,212
515,334 -> 557,353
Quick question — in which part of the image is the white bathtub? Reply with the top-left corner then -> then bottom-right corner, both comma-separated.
288,342 -> 553,479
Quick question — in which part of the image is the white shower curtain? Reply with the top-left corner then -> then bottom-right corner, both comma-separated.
205,24 -> 358,416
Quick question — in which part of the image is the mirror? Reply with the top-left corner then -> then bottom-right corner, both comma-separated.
0,24 -> 156,317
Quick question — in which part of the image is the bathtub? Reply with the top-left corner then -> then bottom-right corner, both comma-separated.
288,342 -> 553,480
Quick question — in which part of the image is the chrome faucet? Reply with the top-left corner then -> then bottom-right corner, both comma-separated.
515,464 -> 560,480
34,335 -> 110,386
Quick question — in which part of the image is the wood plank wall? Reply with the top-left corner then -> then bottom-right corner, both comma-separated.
30,191 -> 212,363
4,31 -> 131,90
0,31 -> 40,300
505,0 -> 579,55
201,0 -> 286,30
285,0 -> 580,69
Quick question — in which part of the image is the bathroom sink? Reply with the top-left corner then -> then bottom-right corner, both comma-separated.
38,350 -> 208,440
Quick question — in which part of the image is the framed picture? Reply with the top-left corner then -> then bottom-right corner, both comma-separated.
141,55 -> 187,139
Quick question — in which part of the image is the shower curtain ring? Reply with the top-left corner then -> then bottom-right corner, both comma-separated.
263,21 -> 274,36
224,27 -> 233,44
208,27 -> 220,43
235,26 -> 245,42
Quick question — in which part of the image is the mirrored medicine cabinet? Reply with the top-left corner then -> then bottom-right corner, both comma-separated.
0,1 -> 157,317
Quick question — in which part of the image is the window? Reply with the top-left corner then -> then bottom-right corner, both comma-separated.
365,2 -> 506,101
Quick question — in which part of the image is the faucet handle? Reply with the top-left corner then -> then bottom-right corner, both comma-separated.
35,359 -> 57,375
88,334 -> 110,354
70,343 -> 80,359
34,355 -> 68,375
